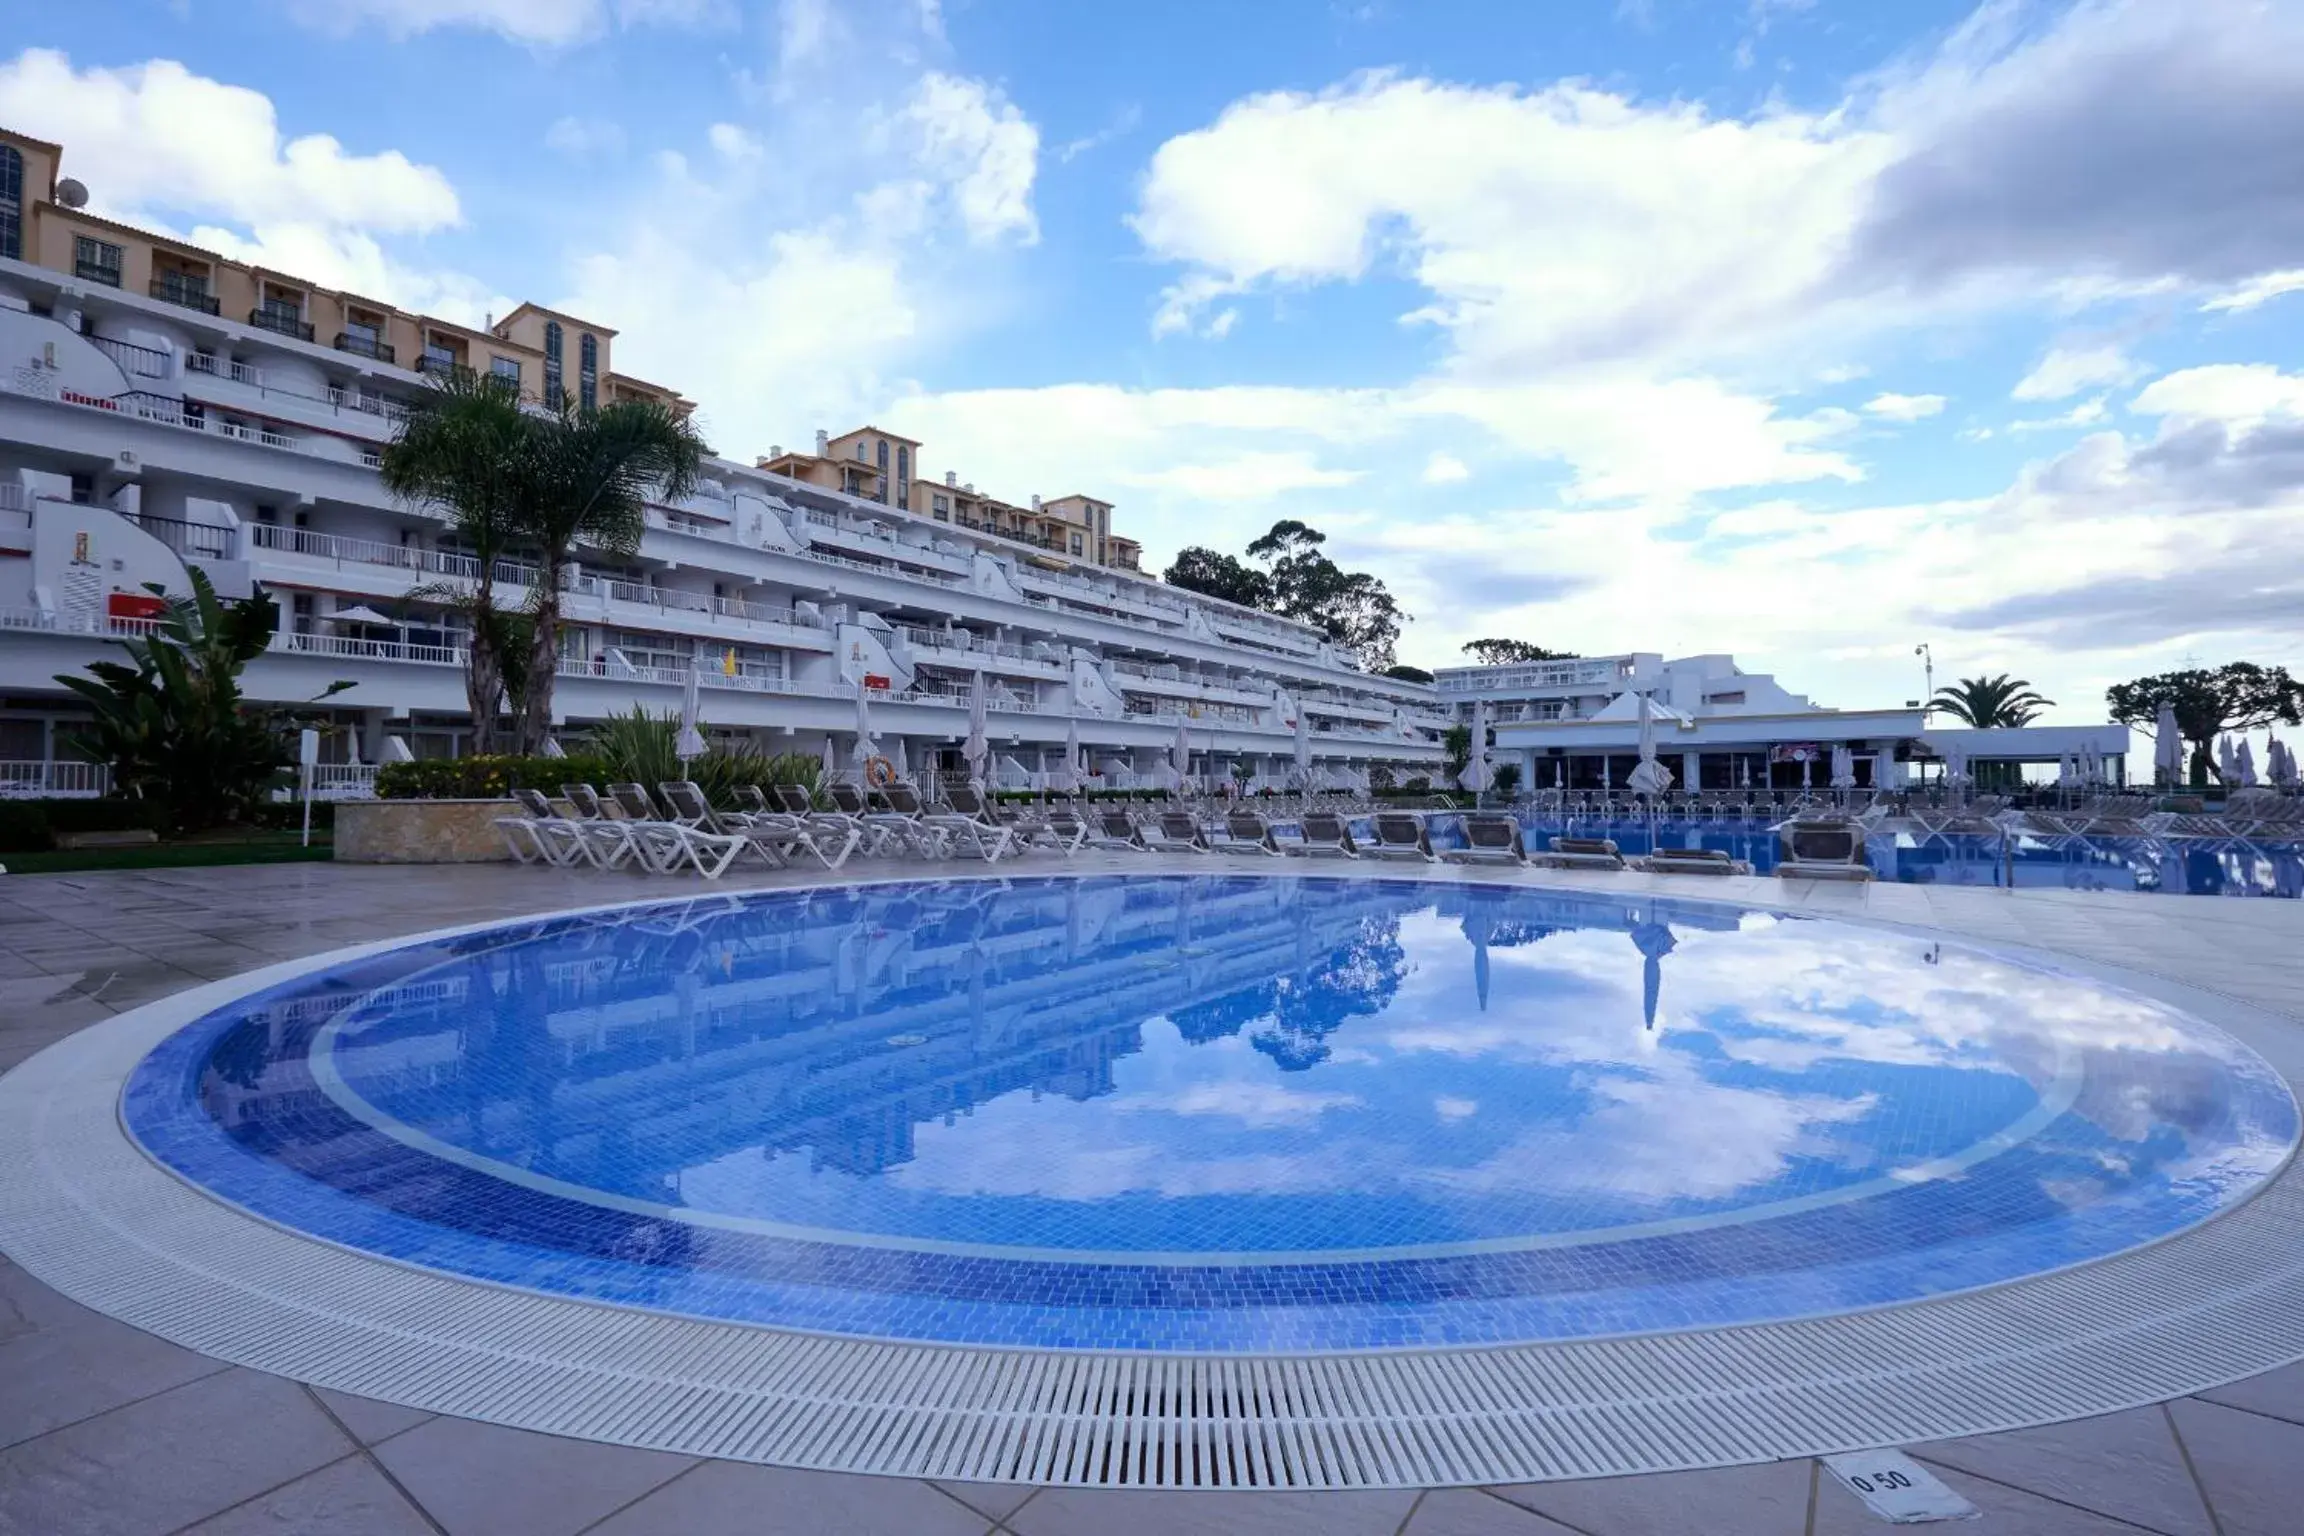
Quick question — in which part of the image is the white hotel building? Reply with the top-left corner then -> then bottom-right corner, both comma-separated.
0,126 -> 1449,793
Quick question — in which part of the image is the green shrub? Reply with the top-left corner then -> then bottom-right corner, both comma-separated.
0,797 -> 175,852
376,754 -> 614,800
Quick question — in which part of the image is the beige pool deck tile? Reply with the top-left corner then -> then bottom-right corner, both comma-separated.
1910,1406 -> 2215,1536
2164,1397 -> 2304,1536
1811,1459 -> 2177,1534
1405,1488 -> 1585,1534
0,1259 -> 235,1450
1488,1461 -> 1812,1535
584,1461 -> 994,1535
370,1417 -> 695,1536
0,1368 -> 353,1536
1005,1486 -> 1420,1536
2196,1357 -> 2304,1427
308,1386 -> 439,1448
178,1455 -> 438,1536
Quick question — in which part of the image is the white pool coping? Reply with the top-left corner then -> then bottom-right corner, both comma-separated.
6,865 -> 2304,1489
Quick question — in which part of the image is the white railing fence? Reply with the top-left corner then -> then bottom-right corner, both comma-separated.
0,761 -> 114,798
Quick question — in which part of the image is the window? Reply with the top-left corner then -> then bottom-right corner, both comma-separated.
932,493 -> 950,517
1070,532 -> 1083,555
0,145 -> 19,261
578,332 -> 597,411
875,438 -> 890,504
73,235 -> 123,287
490,356 -> 521,387
543,321 -> 563,404
896,444 -> 910,509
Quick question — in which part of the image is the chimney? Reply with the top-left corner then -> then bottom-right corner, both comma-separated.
964,483 -> 974,494
814,429 -> 829,456
945,470 -> 957,487
1030,493 -> 1042,511
768,444 -> 783,459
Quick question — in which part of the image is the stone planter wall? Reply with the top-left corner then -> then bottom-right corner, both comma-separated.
334,798 -> 516,864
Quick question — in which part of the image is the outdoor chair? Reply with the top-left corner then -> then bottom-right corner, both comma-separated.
984,792 -> 1089,855
560,783 -> 644,870
1442,812 -> 1526,867
924,783 -> 1018,864
876,781 -> 959,859
1288,810 -> 1361,858
1775,817 -> 1875,882
497,787 -> 587,867
1636,846 -> 1753,876
661,780 -> 821,871
1214,810 -> 1283,856
1366,811 -> 1435,862
1144,809 -> 1212,853
1088,807 -> 1149,850
768,782 -> 870,866
1537,836 -> 1625,871
610,782 -> 746,878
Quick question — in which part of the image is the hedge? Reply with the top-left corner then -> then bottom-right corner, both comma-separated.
376,753 -> 616,801
0,797 -> 174,854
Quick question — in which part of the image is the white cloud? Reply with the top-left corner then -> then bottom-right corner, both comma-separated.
903,72 -> 1039,247
0,50 -> 458,233
1862,392 -> 1946,421
2131,364 -> 2304,429
1423,451 -> 1470,484
1118,451 -> 1363,501
556,4 -> 1042,455
2010,395 -> 2109,434
544,115 -> 626,160
2201,269 -> 2304,314
0,49 -> 498,323
706,122 -> 763,163
289,0 -> 732,45
2013,343 -> 2141,402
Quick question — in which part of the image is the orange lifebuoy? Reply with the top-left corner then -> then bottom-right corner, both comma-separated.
864,755 -> 898,788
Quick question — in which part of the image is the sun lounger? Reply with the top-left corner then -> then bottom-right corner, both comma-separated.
663,780 -> 830,870
1144,809 -> 1212,853
1215,810 -> 1283,856
1637,846 -> 1753,876
560,783 -> 645,869
1537,836 -> 1624,871
1442,812 -> 1526,866
764,782 -> 867,867
922,782 -> 1017,863
1088,807 -> 1148,850
1775,817 -> 1874,881
1366,811 -> 1435,862
610,782 -> 747,878
1288,810 -> 1361,857
498,787 -> 588,866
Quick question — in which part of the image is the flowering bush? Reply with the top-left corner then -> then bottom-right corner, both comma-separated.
375,754 -> 613,800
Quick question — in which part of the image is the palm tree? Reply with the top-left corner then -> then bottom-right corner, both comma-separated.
379,374 -> 707,757
509,392 -> 706,755
1930,674 -> 2055,728
377,371 -> 533,755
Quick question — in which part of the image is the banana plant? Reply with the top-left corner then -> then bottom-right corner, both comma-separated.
54,570 -> 352,831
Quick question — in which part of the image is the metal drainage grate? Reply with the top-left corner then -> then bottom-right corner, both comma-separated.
5,960 -> 2304,1488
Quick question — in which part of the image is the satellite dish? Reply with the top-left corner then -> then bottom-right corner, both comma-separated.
56,179 -> 89,209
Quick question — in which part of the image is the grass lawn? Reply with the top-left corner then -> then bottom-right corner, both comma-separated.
1,829 -> 334,875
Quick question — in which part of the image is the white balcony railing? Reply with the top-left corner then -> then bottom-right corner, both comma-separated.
0,606 -> 164,638
0,761 -> 114,798
273,630 -> 464,666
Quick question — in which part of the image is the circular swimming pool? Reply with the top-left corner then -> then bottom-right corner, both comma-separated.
124,876 -> 2297,1353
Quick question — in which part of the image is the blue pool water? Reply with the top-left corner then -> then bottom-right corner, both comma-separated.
1406,816 -> 2304,898
126,877 -> 2297,1351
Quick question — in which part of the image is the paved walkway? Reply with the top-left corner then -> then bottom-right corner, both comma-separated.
3,860 -> 2303,1535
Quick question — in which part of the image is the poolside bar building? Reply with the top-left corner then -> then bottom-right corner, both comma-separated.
1449,653 -> 2130,791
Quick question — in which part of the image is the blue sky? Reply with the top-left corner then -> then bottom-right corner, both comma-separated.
3,0 -> 2301,722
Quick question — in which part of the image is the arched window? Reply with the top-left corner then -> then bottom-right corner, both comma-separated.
0,146 -> 22,262
578,332 -> 598,412
542,320 -> 563,405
